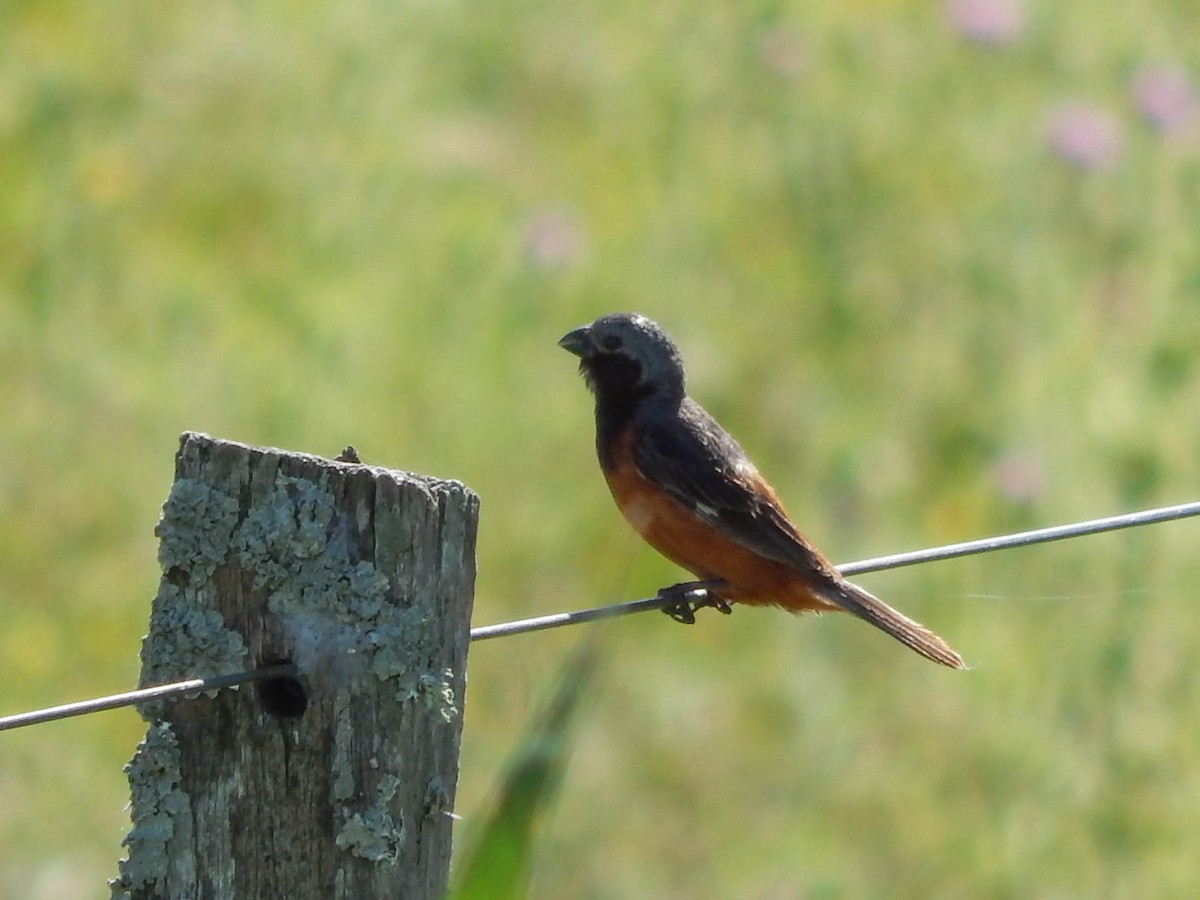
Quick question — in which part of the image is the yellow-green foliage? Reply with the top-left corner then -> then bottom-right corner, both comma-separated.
3,1 -> 1200,896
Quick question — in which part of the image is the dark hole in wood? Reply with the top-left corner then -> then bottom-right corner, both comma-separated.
256,658 -> 308,718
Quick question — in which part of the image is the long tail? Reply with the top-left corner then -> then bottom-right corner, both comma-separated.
817,579 -> 966,669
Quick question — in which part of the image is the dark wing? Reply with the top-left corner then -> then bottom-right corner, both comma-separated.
631,399 -> 837,577
633,400 -> 968,667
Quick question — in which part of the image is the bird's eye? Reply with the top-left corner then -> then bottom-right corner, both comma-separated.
601,334 -> 622,351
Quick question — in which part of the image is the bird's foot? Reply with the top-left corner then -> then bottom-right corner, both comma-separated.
657,580 -> 730,624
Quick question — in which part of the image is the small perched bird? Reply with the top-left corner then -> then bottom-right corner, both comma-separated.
559,313 -> 965,669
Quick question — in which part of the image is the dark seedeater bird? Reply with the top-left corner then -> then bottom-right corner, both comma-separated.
559,312 -> 965,669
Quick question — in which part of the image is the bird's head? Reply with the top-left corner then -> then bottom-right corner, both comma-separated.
558,313 -> 686,403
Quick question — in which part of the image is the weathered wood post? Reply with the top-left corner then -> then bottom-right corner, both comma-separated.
111,432 -> 479,899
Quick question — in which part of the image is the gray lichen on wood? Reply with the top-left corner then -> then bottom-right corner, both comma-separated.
137,478 -> 249,708
335,773 -> 405,862
112,432 -> 478,900
115,723 -> 192,894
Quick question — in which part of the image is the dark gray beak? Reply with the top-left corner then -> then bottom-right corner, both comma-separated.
557,325 -> 593,357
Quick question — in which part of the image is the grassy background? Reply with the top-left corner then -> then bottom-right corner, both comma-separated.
3,0 -> 1200,896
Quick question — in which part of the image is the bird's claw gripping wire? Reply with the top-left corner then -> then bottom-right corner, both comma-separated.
657,579 -> 731,624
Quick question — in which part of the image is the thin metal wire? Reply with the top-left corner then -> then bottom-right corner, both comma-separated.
3,499 -> 1199,733
836,498 -> 1200,574
468,499 -> 1200,640
0,663 -> 299,732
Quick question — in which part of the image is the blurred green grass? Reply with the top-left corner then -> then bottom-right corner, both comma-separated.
3,0 -> 1200,896
453,635 -> 599,900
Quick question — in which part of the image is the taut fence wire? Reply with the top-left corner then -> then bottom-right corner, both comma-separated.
4,499 -> 1199,733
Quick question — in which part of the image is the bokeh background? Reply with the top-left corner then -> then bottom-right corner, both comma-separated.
4,0 -> 1200,896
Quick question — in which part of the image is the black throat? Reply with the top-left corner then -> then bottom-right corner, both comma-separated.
583,353 -> 673,470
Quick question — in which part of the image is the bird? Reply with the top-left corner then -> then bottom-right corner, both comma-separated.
558,312 -> 966,669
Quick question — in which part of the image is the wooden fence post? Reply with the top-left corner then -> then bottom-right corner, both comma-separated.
111,432 -> 479,899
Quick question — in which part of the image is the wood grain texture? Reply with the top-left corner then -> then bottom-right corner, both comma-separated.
113,432 -> 479,900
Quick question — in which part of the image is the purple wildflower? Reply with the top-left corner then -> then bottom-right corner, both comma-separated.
1045,103 -> 1122,171
523,207 -> 585,270
991,449 -> 1046,503
945,0 -> 1026,47
1131,65 -> 1196,134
